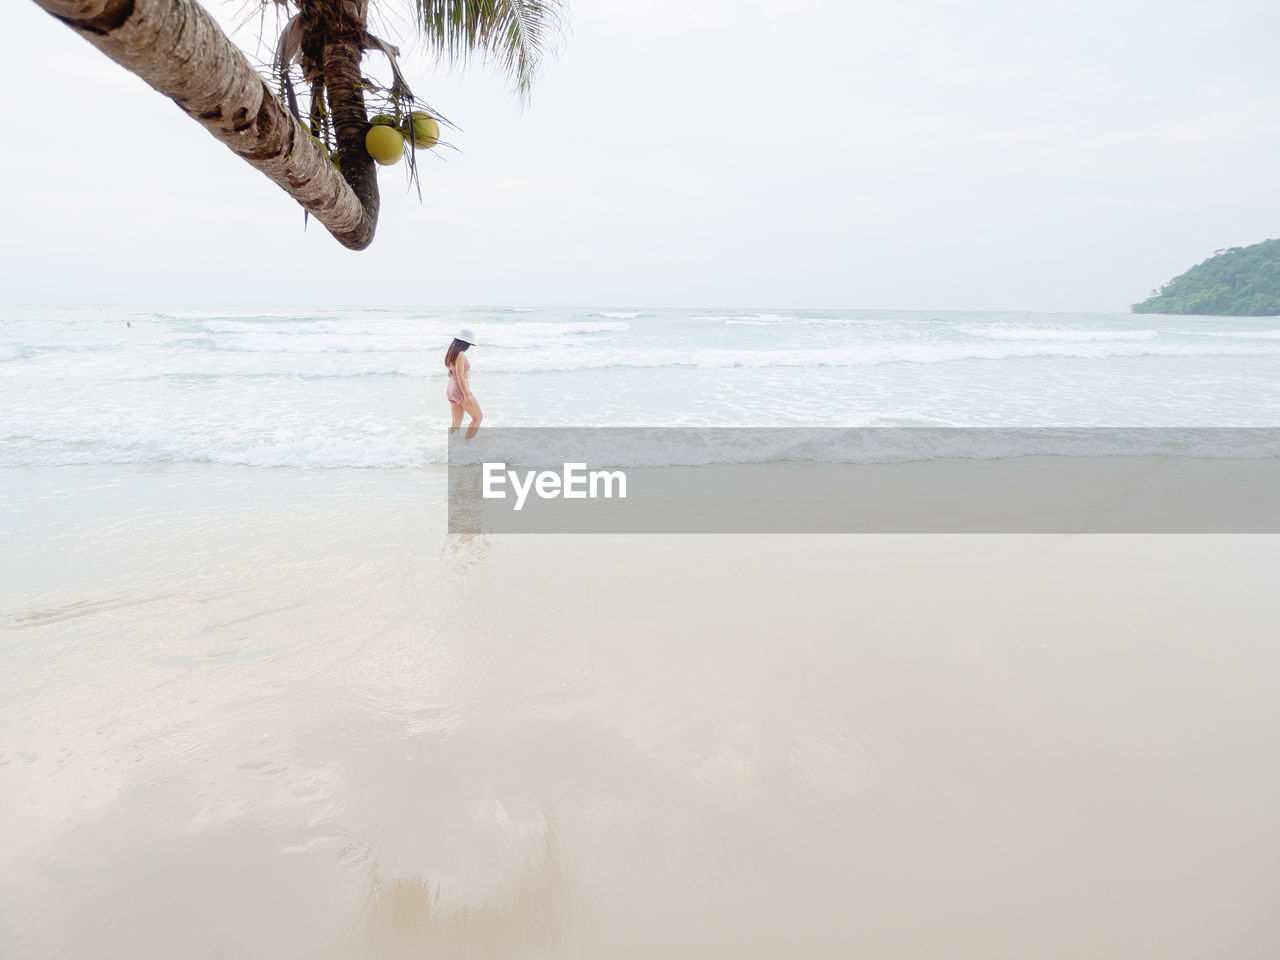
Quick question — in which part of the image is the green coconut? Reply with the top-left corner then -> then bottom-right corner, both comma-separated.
404,111 -> 440,149
365,125 -> 405,165
369,114 -> 397,127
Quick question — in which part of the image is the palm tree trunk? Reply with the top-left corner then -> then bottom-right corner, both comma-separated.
33,0 -> 378,250
321,38 -> 379,233
299,0 -> 380,238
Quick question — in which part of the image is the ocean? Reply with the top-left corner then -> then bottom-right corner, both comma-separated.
4,306 -> 1280,470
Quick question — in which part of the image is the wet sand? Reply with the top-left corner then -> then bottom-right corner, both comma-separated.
3,464 -> 1280,959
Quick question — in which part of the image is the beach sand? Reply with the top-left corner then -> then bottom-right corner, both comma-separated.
3,464 -> 1280,958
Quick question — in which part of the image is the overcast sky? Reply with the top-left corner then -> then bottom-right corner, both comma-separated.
3,0 -> 1278,310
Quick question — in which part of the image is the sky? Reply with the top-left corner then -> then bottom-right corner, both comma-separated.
2,0 -> 1279,310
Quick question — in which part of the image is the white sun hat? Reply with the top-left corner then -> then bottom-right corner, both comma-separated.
456,328 -> 477,345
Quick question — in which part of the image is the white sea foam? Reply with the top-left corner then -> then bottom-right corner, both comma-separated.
201,318 -> 628,344
697,314 -> 797,324
462,340 -> 1280,374
210,333 -> 426,353
4,334 -> 1278,385
959,327 -> 1159,341
201,318 -> 440,336
9,421 -> 1275,471
1185,329 -> 1280,339
449,428 -> 1280,470
478,320 -> 630,336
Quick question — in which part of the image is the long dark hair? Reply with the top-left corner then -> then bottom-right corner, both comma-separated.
444,338 -> 471,370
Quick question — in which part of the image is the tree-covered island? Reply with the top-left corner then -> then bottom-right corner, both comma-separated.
1133,239 -> 1280,316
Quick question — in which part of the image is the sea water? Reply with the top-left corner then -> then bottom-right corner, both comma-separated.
3,306 -> 1279,469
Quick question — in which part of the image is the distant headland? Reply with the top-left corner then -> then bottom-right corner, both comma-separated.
1132,239 -> 1280,316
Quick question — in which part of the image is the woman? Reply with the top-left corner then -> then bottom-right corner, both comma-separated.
445,328 -> 482,438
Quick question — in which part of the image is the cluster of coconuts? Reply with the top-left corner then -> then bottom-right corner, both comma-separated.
365,112 -> 440,165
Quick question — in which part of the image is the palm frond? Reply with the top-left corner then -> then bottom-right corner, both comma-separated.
410,0 -> 566,102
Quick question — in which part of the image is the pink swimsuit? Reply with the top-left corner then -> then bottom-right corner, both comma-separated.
446,359 -> 466,404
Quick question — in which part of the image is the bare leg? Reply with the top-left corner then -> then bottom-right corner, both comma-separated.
461,397 -> 483,440
449,402 -> 465,432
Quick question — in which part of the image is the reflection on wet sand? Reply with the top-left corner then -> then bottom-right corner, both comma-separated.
360,827 -> 565,960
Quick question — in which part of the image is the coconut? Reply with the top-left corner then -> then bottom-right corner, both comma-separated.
405,111 -> 440,149
365,125 -> 405,165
